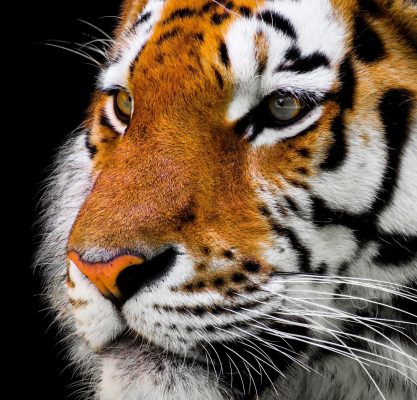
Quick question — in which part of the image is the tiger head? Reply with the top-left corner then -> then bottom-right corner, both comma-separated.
39,0 -> 417,399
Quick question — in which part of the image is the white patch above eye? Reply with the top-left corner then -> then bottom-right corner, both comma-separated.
263,68 -> 337,97
251,106 -> 323,148
225,0 -> 346,145
265,0 -> 346,62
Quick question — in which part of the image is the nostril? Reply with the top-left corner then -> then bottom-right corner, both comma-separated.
116,247 -> 177,301
68,247 -> 178,306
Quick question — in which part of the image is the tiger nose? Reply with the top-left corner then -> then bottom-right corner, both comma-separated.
68,248 -> 178,305
68,251 -> 145,304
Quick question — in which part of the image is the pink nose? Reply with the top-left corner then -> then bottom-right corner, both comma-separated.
68,251 -> 144,302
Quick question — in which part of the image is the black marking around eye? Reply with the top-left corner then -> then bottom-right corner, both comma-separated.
163,8 -> 197,24
100,112 -> 118,132
353,15 -> 386,63
156,27 -> 182,45
219,41 -> 230,67
320,58 -> 355,170
234,96 -> 319,143
257,10 -> 297,39
134,11 -> 152,28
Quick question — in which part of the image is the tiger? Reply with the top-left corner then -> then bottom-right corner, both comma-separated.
37,0 -> 417,399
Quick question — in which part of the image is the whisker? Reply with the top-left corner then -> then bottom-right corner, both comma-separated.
45,43 -> 102,67
77,19 -> 113,40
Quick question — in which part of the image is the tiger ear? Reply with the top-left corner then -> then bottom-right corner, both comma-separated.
368,0 -> 417,47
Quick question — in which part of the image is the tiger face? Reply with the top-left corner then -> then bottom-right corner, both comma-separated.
39,1 -> 417,399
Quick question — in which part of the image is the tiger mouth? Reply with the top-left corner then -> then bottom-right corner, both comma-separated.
96,311 -> 311,398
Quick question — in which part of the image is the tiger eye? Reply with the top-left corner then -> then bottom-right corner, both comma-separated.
114,90 -> 132,122
268,94 -> 304,122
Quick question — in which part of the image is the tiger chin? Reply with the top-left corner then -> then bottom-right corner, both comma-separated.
37,0 -> 417,399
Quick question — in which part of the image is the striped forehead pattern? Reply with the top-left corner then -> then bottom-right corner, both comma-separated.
99,0 -> 346,121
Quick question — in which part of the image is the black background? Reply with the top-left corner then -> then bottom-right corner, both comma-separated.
21,1 -> 121,398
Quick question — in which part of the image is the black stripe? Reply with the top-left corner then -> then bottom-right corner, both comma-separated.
373,89 -> 413,215
219,41 -> 230,67
156,27 -> 182,45
285,46 -> 301,61
375,234 -> 417,266
239,6 -> 252,17
358,0 -> 382,15
162,8 -> 197,25
311,196 -> 416,267
85,134 -> 97,158
311,196 -> 378,242
129,46 -> 145,75
353,15 -> 386,63
99,112 -> 117,132
283,195 -> 300,214
193,32 -> 205,42
213,67 -> 224,89
273,224 -> 312,273
133,11 -> 152,28
320,58 -> 355,170
335,57 -> 356,110
320,114 -> 346,170
211,12 -> 229,25
257,10 -> 297,39
391,280 -> 417,324
201,2 -> 217,13
277,51 -> 330,74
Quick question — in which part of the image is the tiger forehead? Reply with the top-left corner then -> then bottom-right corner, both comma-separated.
102,0 -> 348,98
101,1 -> 261,91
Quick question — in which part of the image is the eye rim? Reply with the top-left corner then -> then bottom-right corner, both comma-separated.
234,90 -> 319,141
113,89 -> 133,124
